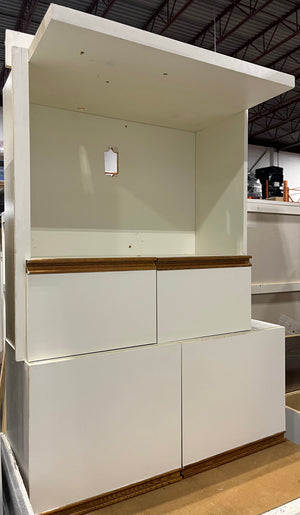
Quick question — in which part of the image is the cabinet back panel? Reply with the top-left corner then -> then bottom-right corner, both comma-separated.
30,104 -> 195,256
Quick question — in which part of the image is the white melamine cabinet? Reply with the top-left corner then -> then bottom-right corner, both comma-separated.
182,321 -> 285,466
27,270 -> 156,360
7,342 -> 181,514
157,267 -> 251,343
3,4 -> 294,513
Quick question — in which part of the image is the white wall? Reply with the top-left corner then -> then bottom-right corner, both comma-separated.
249,144 -> 300,201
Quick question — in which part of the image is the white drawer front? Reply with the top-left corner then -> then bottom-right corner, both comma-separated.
27,270 -> 156,360
157,267 -> 251,343
182,323 -> 285,466
28,344 -> 181,513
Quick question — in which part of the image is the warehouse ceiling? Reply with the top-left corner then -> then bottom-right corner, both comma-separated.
1,0 -> 300,152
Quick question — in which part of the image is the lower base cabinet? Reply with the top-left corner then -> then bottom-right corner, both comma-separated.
7,343 -> 181,514
6,321 -> 285,514
182,320 -> 285,466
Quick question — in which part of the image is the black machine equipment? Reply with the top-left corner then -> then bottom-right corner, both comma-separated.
255,166 -> 283,199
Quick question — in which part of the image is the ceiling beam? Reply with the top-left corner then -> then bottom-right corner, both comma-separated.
249,92 -> 300,124
231,4 -> 300,60
207,0 -> 276,51
250,112 -> 300,139
86,0 -> 118,17
279,140 -> 300,152
253,28 -> 300,65
188,0 -> 242,46
267,44 -> 300,71
142,0 -> 175,31
86,0 -> 99,14
159,0 -> 195,35
16,0 -> 39,32
272,125 -> 300,143
102,0 -> 118,17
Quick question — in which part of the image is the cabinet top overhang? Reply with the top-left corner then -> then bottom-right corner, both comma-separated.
20,4 -> 295,131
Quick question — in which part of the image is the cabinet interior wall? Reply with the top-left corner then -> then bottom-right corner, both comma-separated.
30,104 -> 246,258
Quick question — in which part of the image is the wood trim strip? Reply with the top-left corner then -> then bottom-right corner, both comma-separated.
39,469 -> 182,515
156,256 -> 252,270
38,433 -> 284,514
26,257 -> 157,274
27,256 -> 251,274
182,432 -> 285,479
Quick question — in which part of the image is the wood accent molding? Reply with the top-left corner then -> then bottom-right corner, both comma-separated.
38,433 -> 284,514
26,257 -> 157,274
182,432 -> 285,478
27,255 -> 251,274
156,255 -> 252,270
39,469 -> 182,515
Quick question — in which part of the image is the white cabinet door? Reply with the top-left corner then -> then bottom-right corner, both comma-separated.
28,343 -> 181,513
157,267 -> 251,343
182,321 -> 285,466
27,270 -> 156,360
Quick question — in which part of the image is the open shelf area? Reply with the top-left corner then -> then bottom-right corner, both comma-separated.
18,4 -> 293,259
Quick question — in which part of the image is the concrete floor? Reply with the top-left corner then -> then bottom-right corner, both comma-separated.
91,440 -> 300,515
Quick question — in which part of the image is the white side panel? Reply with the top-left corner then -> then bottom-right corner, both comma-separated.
11,47 -> 31,361
5,342 -> 29,488
27,271 -> 156,360
243,113 -> 248,255
30,104 -> 195,257
28,343 -> 181,513
195,112 -> 247,256
182,324 -> 285,466
5,30 -> 34,67
3,76 -> 15,345
157,267 -> 251,343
